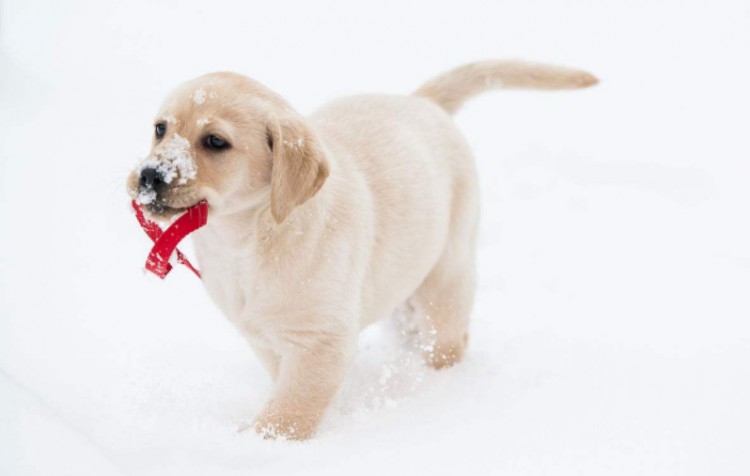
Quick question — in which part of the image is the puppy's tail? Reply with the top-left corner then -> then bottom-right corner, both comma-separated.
413,60 -> 598,115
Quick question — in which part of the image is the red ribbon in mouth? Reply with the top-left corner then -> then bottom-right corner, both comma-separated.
131,200 -> 208,279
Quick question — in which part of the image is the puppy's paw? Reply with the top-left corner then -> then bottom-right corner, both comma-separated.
253,409 -> 317,441
426,332 -> 468,370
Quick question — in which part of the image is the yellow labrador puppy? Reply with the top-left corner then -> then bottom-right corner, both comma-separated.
127,61 -> 596,440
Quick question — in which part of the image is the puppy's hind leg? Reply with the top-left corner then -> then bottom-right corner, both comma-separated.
411,159 -> 479,369
413,187 -> 478,368
411,245 -> 476,369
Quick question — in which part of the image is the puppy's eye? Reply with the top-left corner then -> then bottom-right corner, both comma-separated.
204,135 -> 229,150
155,123 -> 166,139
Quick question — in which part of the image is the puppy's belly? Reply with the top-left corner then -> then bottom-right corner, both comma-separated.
359,185 -> 453,327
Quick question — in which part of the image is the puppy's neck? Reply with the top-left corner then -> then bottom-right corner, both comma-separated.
197,206 -> 264,249
195,188 -> 330,255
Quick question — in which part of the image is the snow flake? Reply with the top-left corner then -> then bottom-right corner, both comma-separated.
136,133 -> 197,190
137,188 -> 156,205
193,88 -> 207,104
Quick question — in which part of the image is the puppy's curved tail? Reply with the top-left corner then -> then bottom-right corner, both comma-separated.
413,60 -> 598,115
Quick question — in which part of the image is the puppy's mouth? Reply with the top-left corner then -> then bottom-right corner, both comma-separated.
145,201 -> 189,217
138,194 -> 204,221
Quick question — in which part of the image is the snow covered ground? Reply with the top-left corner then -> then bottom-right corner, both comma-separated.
1,1 -> 749,474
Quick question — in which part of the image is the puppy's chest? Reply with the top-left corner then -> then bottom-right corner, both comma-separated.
194,240 -> 267,326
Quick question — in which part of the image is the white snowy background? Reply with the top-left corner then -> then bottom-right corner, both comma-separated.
1,1 -> 748,475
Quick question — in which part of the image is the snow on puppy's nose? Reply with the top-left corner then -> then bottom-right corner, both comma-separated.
150,133 -> 197,185
136,133 -> 197,188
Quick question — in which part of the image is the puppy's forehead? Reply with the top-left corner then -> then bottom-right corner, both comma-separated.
160,77 -> 226,115
158,73 -> 269,124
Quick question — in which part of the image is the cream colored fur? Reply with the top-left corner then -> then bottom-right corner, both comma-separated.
127,60 -> 597,440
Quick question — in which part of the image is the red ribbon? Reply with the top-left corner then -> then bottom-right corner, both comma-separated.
131,200 -> 208,279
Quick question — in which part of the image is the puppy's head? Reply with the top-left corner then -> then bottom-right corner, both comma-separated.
127,72 -> 328,224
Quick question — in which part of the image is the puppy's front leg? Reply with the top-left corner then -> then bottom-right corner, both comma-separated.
254,332 -> 354,440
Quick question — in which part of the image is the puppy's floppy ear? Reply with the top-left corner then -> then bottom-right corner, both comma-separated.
267,112 -> 329,224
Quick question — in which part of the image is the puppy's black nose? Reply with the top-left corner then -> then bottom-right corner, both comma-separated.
139,167 -> 166,192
